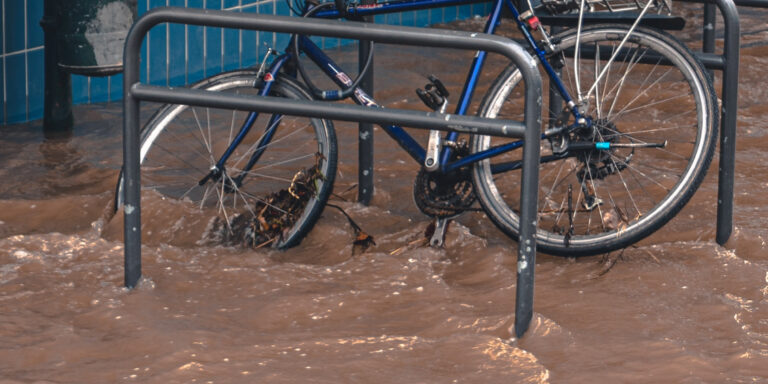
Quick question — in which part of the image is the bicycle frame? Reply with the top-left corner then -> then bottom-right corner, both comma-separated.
213,0 -> 582,180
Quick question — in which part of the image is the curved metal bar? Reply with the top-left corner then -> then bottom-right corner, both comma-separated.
678,0 -> 740,245
122,7 -> 543,336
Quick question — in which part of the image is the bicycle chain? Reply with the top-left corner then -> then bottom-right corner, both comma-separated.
412,167 -> 477,218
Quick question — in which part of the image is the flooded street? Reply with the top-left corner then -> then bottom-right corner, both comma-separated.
2,5 -> 768,382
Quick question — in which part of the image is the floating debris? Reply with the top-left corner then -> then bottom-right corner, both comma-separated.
326,203 -> 376,255
209,164 -> 324,248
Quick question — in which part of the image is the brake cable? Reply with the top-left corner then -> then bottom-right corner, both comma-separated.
291,1 -> 376,101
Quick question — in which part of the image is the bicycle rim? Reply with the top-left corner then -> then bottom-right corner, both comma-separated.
472,25 -> 717,256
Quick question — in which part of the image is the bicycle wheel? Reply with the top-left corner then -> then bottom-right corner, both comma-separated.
471,24 -> 718,256
116,70 -> 337,249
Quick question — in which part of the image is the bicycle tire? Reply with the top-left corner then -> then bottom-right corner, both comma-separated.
115,70 -> 338,249
471,24 -> 718,256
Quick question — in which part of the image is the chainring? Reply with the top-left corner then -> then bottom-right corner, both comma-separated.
413,167 -> 476,218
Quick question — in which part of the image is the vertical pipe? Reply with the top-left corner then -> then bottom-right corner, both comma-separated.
703,3 -> 716,78
514,56 -> 542,339
715,0 -> 739,245
548,26 -> 563,128
703,4 -> 716,53
357,0 -> 375,205
41,0 -> 73,131
123,19 -> 143,289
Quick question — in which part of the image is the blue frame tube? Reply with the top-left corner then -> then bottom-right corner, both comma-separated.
215,55 -> 289,170
439,0 -> 504,169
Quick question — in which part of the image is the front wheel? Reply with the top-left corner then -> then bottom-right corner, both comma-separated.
472,25 -> 718,256
116,71 -> 338,249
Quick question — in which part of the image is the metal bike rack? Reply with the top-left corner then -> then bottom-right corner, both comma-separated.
683,0 -> 740,246
122,7 -> 544,337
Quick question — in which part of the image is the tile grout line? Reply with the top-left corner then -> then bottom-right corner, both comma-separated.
185,0 -> 189,85
2,0 -> 6,124
146,0 -> 151,84
238,0 -> 243,69
166,0 -> 170,87
203,0 -> 207,78
220,0 -> 224,73
0,45 -> 44,59
24,0 -> 29,120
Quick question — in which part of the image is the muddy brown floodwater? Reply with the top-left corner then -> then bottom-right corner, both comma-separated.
2,4 -> 768,383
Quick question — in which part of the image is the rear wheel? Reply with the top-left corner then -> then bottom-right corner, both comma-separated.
116,70 -> 337,248
472,25 -> 718,256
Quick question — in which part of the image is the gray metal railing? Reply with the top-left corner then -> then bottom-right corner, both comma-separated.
682,0 -> 741,246
122,7 -> 543,337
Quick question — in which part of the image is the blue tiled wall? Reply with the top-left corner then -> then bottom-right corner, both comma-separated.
1,0 -> 492,125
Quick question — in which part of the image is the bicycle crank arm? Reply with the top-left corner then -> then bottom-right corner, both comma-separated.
424,99 -> 449,172
430,217 -> 450,247
424,129 -> 442,171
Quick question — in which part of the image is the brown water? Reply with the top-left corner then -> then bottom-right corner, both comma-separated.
2,5 -> 768,382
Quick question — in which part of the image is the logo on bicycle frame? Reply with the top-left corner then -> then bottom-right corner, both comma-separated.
263,73 -> 275,82
335,72 -> 353,86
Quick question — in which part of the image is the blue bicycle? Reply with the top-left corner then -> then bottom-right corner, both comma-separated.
116,0 -> 717,256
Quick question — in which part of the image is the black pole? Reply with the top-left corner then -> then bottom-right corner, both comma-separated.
41,0 -> 73,131
714,0 -> 739,245
703,3 -> 716,78
358,1 -> 375,205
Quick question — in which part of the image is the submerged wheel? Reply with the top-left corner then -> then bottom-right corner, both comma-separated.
471,25 -> 718,256
116,70 -> 337,249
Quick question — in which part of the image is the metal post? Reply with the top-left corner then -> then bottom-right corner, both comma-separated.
703,3 -> 716,78
358,1 -> 375,205
514,72 -> 541,339
123,14 -> 144,289
41,0 -> 73,131
713,0 -> 739,245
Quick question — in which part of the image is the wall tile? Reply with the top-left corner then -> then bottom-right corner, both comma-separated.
1,0 -> 474,124
257,2 -> 275,58
223,27 -> 240,72
71,75 -> 89,105
415,9 -> 429,27
5,53 -> 26,123
90,76 -> 109,103
148,0 -> 168,85
1,57 -> 5,124
168,0 -> 187,86
186,0 -> 206,84
401,10 -> 415,26
458,4 -> 472,20
27,48 -> 43,120
5,0 -> 25,53
240,5 -> 259,69
204,0 -> 223,77
274,0 -> 290,54
109,73 -> 124,102
27,0 -> 44,48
